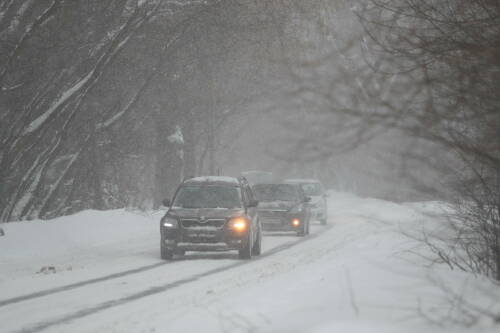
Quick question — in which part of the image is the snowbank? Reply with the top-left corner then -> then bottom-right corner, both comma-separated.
0,209 -> 160,281
1,209 -> 156,257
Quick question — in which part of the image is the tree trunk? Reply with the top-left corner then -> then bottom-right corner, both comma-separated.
153,115 -> 182,208
183,120 -> 197,178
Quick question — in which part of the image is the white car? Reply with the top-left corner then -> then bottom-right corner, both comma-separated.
284,179 -> 328,225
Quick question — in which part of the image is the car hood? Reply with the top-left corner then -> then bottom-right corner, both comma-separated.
257,201 -> 297,211
166,207 -> 244,219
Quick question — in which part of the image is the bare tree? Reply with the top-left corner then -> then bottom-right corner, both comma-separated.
0,0 -> 297,220
270,0 -> 500,279
356,0 -> 500,280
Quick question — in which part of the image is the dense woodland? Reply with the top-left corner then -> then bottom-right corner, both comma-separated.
0,0 -> 308,220
1,0 -> 499,280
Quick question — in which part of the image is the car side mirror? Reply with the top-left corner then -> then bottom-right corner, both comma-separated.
304,196 -> 312,202
162,198 -> 171,207
248,199 -> 259,207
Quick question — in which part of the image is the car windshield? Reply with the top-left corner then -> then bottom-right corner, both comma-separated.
300,183 -> 323,196
252,184 -> 299,201
172,185 -> 242,208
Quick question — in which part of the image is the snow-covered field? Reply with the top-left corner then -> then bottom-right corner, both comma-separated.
0,192 -> 498,333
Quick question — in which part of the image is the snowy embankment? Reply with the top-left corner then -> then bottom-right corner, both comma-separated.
0,192 -> 498,333
0,209 -> 161,283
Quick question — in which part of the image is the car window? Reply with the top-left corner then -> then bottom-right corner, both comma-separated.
245,186 -> 255,203
297,187 -> 307,200
241,186 -> 249,205
172,185 -> 242,208
300,183 -> 323,196
252,184 -> 300,201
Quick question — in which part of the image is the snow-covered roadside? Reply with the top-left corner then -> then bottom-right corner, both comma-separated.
0,209 -> 161,284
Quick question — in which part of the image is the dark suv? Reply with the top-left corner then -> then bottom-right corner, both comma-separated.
252,183 -> 311,236
160,176 -> 262,260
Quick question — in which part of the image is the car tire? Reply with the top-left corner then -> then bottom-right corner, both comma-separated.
251,227 -> 262,256
239,230 -> 253,259
297,223 -> 306,237
160,244 -> 174,260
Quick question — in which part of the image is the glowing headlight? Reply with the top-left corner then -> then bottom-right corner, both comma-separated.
162,217 -> 178,228
229,217 -> 248,231
291,218 -> 301,227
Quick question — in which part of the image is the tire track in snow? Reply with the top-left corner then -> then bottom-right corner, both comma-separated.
13,225 -> 333,333
0,262 -> 168,308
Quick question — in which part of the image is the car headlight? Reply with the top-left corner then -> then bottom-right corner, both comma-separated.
228,217 -> 249,231
162,216 -> 178,228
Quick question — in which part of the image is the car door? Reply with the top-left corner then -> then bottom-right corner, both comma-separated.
298,187 -> 312,223
243,185 -> 259,237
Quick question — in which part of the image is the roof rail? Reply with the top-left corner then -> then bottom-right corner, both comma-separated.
182,175 -> 195,183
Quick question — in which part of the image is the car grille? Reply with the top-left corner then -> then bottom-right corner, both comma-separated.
181,219 -> 226,229
259,210 -> 287,217
259,210 -> 287,224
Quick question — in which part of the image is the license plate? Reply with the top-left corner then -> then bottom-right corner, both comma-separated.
262,218 -> 282,224
186,231 -> 216,238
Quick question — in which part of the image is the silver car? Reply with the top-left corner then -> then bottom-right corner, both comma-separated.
284,179 -> 328,225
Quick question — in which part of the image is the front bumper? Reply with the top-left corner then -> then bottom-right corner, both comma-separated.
162,224 -> 249,251
259,210 -> 305,231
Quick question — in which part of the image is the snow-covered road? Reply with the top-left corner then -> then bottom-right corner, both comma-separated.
0,226 -> 328,333
0,192 -> 498,333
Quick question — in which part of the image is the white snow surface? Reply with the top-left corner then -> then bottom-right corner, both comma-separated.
0,192 -> 498,333
284,178 -> 321,184
22,71 -> 94,135
186,176 -> 239,184
167,125 -> 184,145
